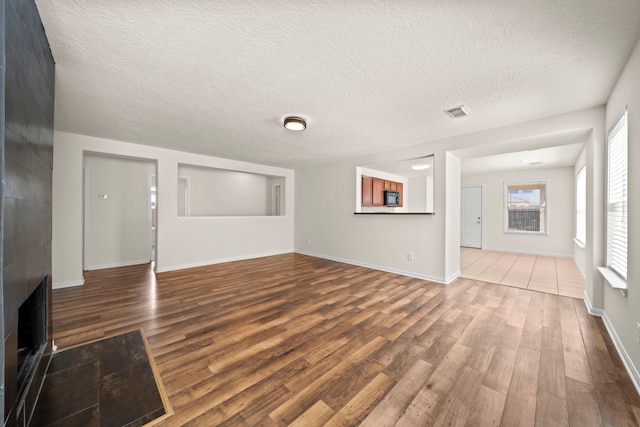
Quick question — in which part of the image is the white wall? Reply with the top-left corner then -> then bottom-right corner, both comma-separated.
573,147 -> 587,277
599,35 -> 640,391
461,166 -> 575,257
52,131 -> 294,288
84,154 -> 155,269
294,107 -> 604,285
296,158 -> 447,282
177,164 -> 284,216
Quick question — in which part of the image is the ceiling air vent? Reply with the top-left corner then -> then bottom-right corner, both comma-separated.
444,105 -> 471,119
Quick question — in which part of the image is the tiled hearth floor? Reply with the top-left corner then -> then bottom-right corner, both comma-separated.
30,330 -> 167,426
460,248 -> 585,299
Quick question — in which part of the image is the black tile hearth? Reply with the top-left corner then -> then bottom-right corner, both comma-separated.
30,330 -> 166,426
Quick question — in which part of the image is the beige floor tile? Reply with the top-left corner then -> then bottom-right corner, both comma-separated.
460,248 -> 584,299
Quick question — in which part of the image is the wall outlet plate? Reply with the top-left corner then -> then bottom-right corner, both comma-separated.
407,252 -> 414,261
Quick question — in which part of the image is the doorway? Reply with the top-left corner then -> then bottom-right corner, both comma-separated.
83,153 -> 157,270
461,185 -> 483,248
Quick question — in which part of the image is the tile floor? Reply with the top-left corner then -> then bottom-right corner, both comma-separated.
460,247 -> 585,298
30,330 -> 166,426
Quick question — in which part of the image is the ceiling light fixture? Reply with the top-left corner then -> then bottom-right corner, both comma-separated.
411,164 -> 431,170
284,116 -> 306,131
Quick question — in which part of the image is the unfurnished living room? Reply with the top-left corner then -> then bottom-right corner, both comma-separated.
2,0 -> 640,426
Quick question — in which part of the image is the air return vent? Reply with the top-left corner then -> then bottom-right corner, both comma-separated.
444,105 -> 471,118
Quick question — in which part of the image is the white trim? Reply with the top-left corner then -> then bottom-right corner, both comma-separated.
83,167 -> 90,270
85,259 -> 150,271
583,291 -> 640,396
53,277 -> 85,289
154,250 -> 291,273
597,266 -> 628,297
503,179 -> 549,235
482,245 -> 572,259
573,237 -> 586,249
295,250 -> 453,284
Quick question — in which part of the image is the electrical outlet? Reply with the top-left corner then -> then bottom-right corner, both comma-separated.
407,252 -> 414,261
636,322 -> 640,344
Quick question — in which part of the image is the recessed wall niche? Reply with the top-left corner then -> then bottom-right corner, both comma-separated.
177,164 -> 286,217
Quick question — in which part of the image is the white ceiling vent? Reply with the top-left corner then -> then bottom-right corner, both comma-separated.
444,105 -> 471,119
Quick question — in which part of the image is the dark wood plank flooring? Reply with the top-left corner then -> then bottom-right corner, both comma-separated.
51,253 -> 640,426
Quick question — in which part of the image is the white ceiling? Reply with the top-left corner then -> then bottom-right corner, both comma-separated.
36,0 -> 640,169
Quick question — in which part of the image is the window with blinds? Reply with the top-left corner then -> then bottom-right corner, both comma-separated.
575,166 -> 586,246
606,111 -> 628,280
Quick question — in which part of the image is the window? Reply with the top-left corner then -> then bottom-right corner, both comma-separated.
575,166 -> 586,246
504,181 -> 547,233
606,111 -> 628,280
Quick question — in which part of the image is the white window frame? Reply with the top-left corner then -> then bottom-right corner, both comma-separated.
598,111 -> 628,295
575,166 -> 586,247
503,180 -> 549,234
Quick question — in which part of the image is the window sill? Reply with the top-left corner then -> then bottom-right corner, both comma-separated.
573,238 -> 586,249
504,230 -> 548,235
597,266 -> 628,297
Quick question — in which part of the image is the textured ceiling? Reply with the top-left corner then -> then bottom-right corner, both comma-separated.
36,0 -> 640,168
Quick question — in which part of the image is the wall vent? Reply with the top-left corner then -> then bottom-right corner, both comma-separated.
444,105 -> 471,118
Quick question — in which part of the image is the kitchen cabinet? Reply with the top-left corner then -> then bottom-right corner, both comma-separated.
361,176 -> 373,206
372,178 -> 385,206
361,176 -> 403,207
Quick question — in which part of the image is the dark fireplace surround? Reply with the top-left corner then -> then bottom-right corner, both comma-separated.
2,0 -> 56,425
17,279 -> 49,404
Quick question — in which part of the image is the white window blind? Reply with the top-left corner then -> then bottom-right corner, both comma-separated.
606,111 -> 628,280
576,166 -> 586,245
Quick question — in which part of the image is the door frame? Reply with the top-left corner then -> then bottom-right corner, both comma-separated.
460,184 -> 485,249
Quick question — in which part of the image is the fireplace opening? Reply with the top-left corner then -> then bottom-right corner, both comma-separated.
17,277 -> 48,400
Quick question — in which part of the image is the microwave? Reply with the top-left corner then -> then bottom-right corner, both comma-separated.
384,190 -> 400,207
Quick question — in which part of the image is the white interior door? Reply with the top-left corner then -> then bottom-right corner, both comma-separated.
461,186 -> 482,248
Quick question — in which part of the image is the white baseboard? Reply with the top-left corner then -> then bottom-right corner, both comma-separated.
482,246 -> 572,259
295,250 -> 450,284
583,291 -> 640,396
154,250 -> 291,273
85,259 -> 150,271
53,277 -> 85,289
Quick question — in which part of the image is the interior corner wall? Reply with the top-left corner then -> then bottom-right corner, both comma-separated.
461,166 -> 576,257
52,132 -> 295,288
602,35 -> 640,388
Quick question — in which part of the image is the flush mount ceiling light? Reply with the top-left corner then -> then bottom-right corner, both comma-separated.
444,105 -> 471,119
411,163 -> 431,170
284,116 -> 306,131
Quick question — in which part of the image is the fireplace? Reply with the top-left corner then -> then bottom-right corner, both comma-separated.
17,278 -> 49,401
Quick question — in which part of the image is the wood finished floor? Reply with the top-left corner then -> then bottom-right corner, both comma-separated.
52,254 -> 640,426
